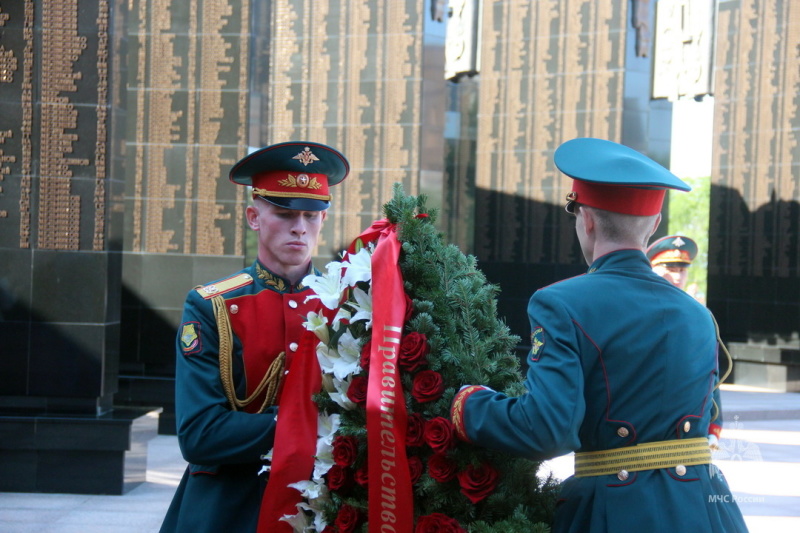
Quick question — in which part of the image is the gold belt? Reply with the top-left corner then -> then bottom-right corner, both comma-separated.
574,438 -> 711,477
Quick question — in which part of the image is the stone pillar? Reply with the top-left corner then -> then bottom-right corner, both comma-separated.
0,0 -> 157,494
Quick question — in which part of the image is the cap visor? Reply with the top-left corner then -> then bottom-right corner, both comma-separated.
258,195 -> 330,211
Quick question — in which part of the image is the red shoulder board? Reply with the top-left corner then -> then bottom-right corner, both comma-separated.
194,273 -> 254,299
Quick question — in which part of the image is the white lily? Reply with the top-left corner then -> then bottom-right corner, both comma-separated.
295,501 -> 330,532
328,374 -> 356,410
316,343 -> 340,376
302,262 -> 345,310
332,306 -> 351,330
313,436 -> 335,480
303,312 -> 330,344
348,286 -> 373,328
289,479 -> 330,504
317,412 -> 341,441
332,329 -> 363,380
279,509 -> 310,532
341,247 -> 372,286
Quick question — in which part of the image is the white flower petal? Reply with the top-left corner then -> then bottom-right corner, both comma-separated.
302,264 -> 345,310
341,247 -> 372,286
348,288 -> 373,329
303,312 -> 330,344
313,438 -> 335,479
279,509 -> 309,532
317,412 -> 341,440
329,375 -> 357,410
332,307 -> 352,330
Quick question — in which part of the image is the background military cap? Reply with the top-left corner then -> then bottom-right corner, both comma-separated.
555,137 -> 691,216
646,235 -> 698,266
230,141 -> 350,211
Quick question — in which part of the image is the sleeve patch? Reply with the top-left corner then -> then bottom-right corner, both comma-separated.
530,326 -> 545,362
180,322 -> 202,355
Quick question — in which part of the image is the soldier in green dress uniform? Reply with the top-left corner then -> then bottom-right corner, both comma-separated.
646,234 -> 698,291
450,138 -> 747,532
161,142 -> 349,533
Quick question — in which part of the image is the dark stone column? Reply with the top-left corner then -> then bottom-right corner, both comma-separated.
0,0 -> 155,494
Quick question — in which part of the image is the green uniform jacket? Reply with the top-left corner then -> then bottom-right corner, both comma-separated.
160,261 -> 321,533
452,249 -> 747,533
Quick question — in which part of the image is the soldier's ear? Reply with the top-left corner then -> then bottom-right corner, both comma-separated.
245,204 -> 259,231
650,213 -> 662,237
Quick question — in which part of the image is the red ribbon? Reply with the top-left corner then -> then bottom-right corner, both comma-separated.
362,220 -> 414,533
258,218 -> 413,532
256,329 -> 322,532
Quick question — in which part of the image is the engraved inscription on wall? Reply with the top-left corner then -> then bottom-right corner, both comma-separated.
263,1 -> 425,253
0,0 -> 110,251
128,0 -> 249,256
711,0 -> 800,278
474,1 -> 628,264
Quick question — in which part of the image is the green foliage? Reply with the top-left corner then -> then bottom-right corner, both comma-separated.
382,183 -> 557,530
313,184 -> 558,532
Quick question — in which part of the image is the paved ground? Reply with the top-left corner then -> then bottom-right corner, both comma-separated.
1,385 -> 797,532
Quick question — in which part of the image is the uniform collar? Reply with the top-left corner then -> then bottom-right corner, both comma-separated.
252,260 -> 318,293
586,248 -> 651,274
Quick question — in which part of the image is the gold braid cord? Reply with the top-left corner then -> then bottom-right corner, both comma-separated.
709,311 -> 733,423
212,295 -> 286,414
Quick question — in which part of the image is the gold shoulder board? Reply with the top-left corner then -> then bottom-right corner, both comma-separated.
195,273 -> 254,299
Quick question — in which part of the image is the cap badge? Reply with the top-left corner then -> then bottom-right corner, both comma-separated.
278,173 -> 322,190
293,146 -> 320,166
671,236 -> 686,247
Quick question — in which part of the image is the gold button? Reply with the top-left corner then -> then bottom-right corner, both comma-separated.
230,304 -> 239,314
617,470 -> 629,481
676,465 -> 687,476
288,300 -> 298,309
683,421 -> 691,433
289,342 -> 299,352
617,427 -> 629,438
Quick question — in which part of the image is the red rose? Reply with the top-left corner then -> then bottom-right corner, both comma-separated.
334,504 -> 363,533
403,292 -> 415,323
354,464 -> 369,487
347,375 -> 368,405
428,453 -> 458,482
415,513 -> 466,533
408,455 -> 424,485
360,339 -> 371,370
332,435 -> 359,467
399,332 -> 430,372
457,463 -> 499,504
406,412 -> 426,447
326,464 -> 353,492
423,416 -> 455,453
411,370 -> 444,403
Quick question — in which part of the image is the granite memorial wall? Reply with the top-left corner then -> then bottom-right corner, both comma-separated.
708,0 -> 799,389
0,0 -> 145,494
